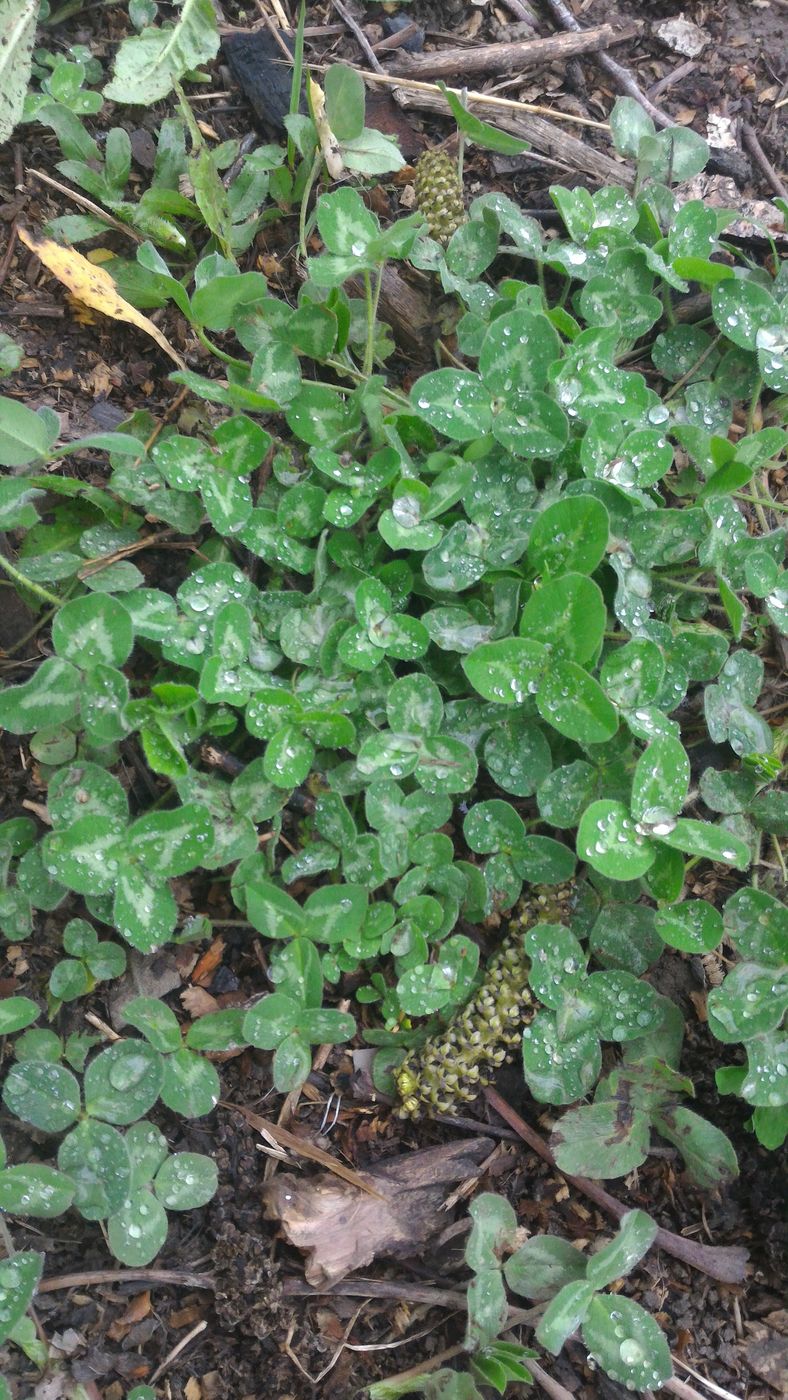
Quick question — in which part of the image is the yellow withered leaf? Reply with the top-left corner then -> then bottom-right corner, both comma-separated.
18,227 -> 186,370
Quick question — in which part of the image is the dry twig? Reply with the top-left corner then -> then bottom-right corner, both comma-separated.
541,0 -> 673,129
742,122 -> 788,202
484,1089 -> 749,1285
220,1099 -> 386,1199
331,0 -> 385,74
499,0 -> 541,31
304,62 -> 611,130
28,168 -> 144,242
388,25 -> 635,81
38,1267 -> 215,1293
0,147 -> 24,291
393,84 -> 628,185
149,1319 -> 208,1384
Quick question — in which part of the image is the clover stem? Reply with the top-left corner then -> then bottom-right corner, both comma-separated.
363,265 -> 385,377
457,131 -> 466,189
0,554 -> 62,609
0,1216 -> 15,1256
324,357 -> 366,382
298,149 -> 324,261
733,491 -> 788,514
436,339 -> 466,370
194,329 -> 248,370
660,577 -> 719,595
663,332 -> 723,400
745,375 -> 764,435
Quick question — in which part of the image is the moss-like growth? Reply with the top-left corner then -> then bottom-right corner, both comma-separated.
414,149 -> 465,244
395,883 -> 577,1118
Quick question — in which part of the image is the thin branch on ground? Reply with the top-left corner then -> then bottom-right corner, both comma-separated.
526,1357 -> 576,1400
283,1303 -> 367,1386
665,1368 -> 744,1400
0,147 -> 23,291
498,0 -> 541,32
149,1318 -> 208,1384
540,0 -> 674,128
27,168 -> 144,241
331,0 -> 385,74
282,1275 -> 543,1328
38,1267 -> 216,1293
484,1088 -> 749,1284
741,122 -> 788,201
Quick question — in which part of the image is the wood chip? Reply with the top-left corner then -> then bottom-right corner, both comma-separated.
264,1138 -> 494,1287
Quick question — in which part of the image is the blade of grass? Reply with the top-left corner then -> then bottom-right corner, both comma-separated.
289,0 -> 307,170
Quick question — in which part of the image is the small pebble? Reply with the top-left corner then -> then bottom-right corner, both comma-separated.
381,12 -> 425,53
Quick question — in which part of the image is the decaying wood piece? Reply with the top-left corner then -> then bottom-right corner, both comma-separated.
387,25 -> 635,81
296,260 -> 439,357
680,173 -> 788,245
395,88 -> 631,187
338,263 -> 440,358
372,264 -> 437,354
264,1137 -> 493,1288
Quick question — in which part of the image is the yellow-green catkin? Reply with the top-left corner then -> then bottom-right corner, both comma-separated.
394,883 -> 576,1118
413,149 -> 465,244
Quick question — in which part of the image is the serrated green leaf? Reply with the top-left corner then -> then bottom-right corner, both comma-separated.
537,661 -> 618,744
462,637 -> 547,704
505,1234 -> 587,1302
552,1100 -> 650,1178
154,1151 -> 218,1209
577,801 -> 655,880
411,370 -> 493,441
0,390 -> 58,467
104,0 -> 219,105
0,997 -> 40,1035
42,816 -> 127,896
114,868 -> 178,952
0,1 -> 40,147
528,496 -> 609,577
585,1211 -> 657,1288
107,1189 -> 168,1266
537,1280 -> 596,1355
655,819 -> 749,869
3,1062 -> 81,1133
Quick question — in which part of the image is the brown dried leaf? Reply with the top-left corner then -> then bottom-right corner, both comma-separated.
191,936 -> 225,986
107,1290 -> 151,1341
170,1304 -> 204,1329
181,985 -> 221,1019
109,948 -> 183,1028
